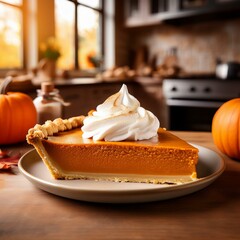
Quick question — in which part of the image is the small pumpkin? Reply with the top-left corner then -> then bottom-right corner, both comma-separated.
212,98 -> 240,160
0,77 -> 37,145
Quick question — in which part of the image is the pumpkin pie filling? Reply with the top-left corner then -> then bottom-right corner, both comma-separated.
43,128 -> 197,175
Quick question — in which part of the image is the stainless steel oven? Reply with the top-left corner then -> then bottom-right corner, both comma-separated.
163,79 -> 240,131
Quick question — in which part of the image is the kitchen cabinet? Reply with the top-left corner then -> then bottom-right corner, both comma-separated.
60,83 -> 128,118
26,81 -> 165,125
125,0 -> 169,27
131,81 -> 167,127
125,0 -> 240,27
61,82 -> 165,124
26,82 -> 128,119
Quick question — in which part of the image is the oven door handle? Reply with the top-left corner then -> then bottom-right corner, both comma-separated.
166,99 -> 224,108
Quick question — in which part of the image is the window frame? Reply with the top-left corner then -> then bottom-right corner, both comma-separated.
0,0 -> 26,71
60,0 -> 105,70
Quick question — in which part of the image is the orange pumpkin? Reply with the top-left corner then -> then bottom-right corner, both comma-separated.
212,98 -> 240,160
0,77 -> 37,145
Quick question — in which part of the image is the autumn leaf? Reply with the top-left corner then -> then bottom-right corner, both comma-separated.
0,150 -> 21,170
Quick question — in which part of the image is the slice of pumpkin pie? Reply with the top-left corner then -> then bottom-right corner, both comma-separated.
26,85 -> 198,184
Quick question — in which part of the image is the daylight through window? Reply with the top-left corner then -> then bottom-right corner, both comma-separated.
0,0 -> 23,69
55,0 -> 103,71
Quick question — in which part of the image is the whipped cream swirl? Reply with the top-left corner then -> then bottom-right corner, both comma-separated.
81,84 -> 160,141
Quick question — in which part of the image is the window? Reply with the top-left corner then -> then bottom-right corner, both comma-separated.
55,0 -> 103,71
0,0 -> 24,69
0,0 -> 108,75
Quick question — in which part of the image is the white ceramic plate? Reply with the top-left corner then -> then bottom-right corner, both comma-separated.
18,144 -> 225,203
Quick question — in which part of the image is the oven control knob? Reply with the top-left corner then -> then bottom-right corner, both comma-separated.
171,86 -> 177,92
189,87 -> 196,92
203,87 -> 211,93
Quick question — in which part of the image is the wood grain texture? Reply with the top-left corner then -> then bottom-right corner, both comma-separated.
1,132 -> 240,240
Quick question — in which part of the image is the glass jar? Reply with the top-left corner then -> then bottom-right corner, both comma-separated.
33,82 -> 69,124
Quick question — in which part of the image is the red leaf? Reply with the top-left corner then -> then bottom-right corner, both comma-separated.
0,150 -> 21,170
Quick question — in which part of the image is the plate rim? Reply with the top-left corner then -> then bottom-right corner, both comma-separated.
18,144 -> 226,195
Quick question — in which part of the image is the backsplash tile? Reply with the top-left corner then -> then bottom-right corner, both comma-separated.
128,18 -> 240,74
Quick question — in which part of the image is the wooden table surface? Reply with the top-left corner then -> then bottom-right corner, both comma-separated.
1,131 -> 240,240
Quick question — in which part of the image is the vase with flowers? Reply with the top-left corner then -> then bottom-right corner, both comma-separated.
39,37 -> 61,80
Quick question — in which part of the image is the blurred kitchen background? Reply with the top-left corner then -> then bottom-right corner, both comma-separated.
0,0 -> 240,131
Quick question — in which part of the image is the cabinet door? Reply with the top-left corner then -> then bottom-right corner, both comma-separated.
60,83 -> 125,118
131,83 -> 167,127
126,0 -> 144,20
125,0 -> 171,27
60,86 -> 86,118
125,0 -> 151,27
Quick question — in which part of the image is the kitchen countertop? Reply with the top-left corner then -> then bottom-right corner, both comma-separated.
5,77 -> 163,93
1,131 -> 240,240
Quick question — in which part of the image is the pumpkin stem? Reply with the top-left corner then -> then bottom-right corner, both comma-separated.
0,76 -> 13,94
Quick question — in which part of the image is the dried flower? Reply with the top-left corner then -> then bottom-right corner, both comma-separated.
40,37 -> 61,61
87,51 -> 102,68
